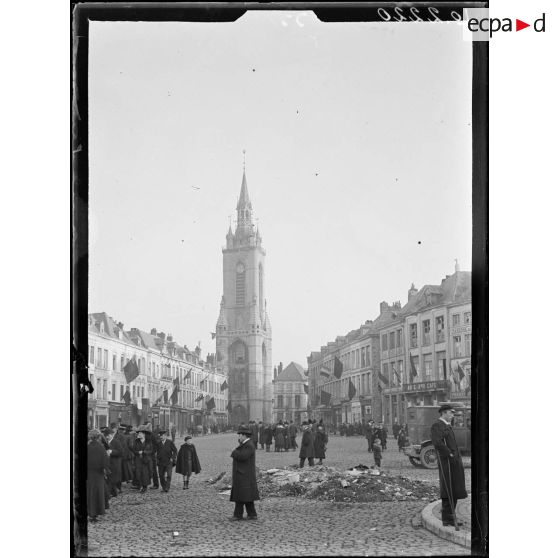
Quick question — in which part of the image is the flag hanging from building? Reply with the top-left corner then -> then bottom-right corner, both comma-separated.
378,371 -> 389,385
200,374 -> 209,388
378,382 -> 383,393
121,388 -> 131,405
227,399 -> 232,412
123,358 -> 139,383
348,379 -> 356,400
442,359 -> 447,380
304,368 -> 309,376
392,365 -> 401,386
206,397 -> 216,411
195,394 -> 204,402
333,356 -> 343,379
409,354 -> 418,379
320,390 -> 331,406
211,332 -> 216,339
185,368 -> 192,380
165,362 -> 171,369
457,361 -> 465,380
220,380 -> 228,391
303,384 -> 308,394
319,364 -> 331,378
170,385 -> 179,405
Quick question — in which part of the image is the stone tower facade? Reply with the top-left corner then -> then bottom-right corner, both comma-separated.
215,170 -> 273,424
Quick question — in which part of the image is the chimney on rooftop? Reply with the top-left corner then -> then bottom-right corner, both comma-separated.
380,301 -> 389,313
167,334 -> 173,342
117,322 -> 124,329
150,328 -> 157,336
158,332 -> 166,340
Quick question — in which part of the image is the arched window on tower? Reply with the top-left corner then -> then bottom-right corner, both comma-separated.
236,262 -> 245,305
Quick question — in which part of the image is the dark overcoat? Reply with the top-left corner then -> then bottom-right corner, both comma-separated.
274,425 -> 286,450
250,423 -> 259,444
313,430 -> 328,459
230,438 -> 260,503
176,443 -> 201,476
132,438 -> 153,487
87,440 -> 109,518
299,429 -> 315,459
262,425 -> 272,445
430,419 -> 467,500
258,424 -> 266,443
108,436 -> 124,485
157,439 -> 178,467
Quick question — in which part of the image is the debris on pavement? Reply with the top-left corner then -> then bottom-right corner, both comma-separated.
211,464 -> 441,503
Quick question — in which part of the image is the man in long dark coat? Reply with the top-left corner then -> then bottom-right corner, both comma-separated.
431,404 -> 467,527
157,429 -> 178,492
104,428 -> 124,496
249,420 -> 259,449
288,421 -> 298,450
230,426 -> 260,521
365,420 -> 375,452
258,421 -> 265,450
298,421 -> 315,468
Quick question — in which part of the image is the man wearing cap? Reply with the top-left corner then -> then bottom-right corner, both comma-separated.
229,426 -> 260,520
431,404 -> 467,527
157,429 -> 178,492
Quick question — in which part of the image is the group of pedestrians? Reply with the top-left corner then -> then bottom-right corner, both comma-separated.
86,423 -> 202,522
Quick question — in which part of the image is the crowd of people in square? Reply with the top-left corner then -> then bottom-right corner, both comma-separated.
86,417 -> 410,522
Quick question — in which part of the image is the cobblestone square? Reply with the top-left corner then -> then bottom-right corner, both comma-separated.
87,433 -> 470,556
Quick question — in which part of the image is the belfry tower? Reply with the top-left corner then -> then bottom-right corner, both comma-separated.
215,167 -> 273,424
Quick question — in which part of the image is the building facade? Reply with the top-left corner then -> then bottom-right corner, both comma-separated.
306,305 -> 398,427
87,313 -> 229,432
272,362 -> 308,423
378,264 -> 472,430
215,170 -> 273,424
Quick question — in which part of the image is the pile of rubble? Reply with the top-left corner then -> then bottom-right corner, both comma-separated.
208,464 -> 440,504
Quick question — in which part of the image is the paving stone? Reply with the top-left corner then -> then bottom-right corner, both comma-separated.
87,433 -> 469,556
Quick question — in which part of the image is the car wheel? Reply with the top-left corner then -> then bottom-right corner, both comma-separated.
419,445 -> 438,469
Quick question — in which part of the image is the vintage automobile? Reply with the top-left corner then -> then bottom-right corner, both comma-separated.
403,404 -> 471,469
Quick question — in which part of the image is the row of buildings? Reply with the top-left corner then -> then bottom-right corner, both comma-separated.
87,312 -> 229,432
304,262 -> 471,430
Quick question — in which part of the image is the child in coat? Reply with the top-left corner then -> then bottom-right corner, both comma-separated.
372,437 -> 382,469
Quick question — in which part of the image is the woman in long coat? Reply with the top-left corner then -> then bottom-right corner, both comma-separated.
313,425 -> 328,465
87,429 -> 110,521
105,429 -> 124,496
132,427 -> 153,493
176,435 -> 201,489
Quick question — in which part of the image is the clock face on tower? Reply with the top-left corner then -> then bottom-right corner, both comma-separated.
236,262 -> 245,273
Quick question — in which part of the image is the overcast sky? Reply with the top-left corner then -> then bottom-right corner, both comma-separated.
89,12 -> 472,368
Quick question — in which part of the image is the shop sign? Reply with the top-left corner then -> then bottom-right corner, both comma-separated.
403,380 -> 449,393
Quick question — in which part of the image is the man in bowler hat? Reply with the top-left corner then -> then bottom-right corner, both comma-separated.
430,404 -> 467,527
157,429 -> 178,492
229,426 -> 260,520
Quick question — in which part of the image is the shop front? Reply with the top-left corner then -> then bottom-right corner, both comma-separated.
402,379 -> 451,408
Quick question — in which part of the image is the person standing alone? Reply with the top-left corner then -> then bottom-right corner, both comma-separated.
229,427 -> 260,521
430,404 -> 467,527
298,421 -> 315,468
